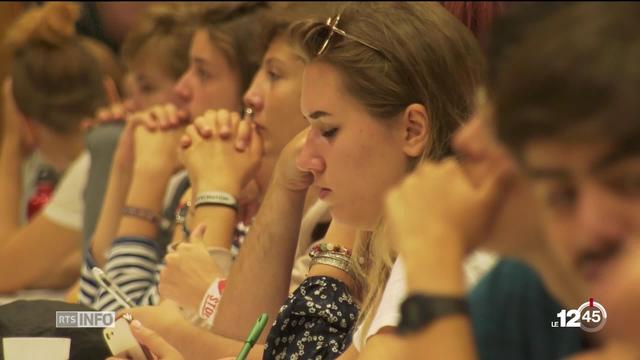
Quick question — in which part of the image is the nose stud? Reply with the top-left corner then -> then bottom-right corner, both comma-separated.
242,107 -> 254,121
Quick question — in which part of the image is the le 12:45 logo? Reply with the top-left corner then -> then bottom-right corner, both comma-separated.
551,298 -> 607,333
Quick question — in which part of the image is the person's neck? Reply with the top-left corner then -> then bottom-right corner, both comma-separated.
38,129 -> 85,173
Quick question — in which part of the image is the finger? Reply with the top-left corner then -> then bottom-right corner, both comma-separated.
103,77 -> 121,105
183,124 -> 200,148
206,110 -> 219,138
164,103 -> 179,127
130,320 -> 182,358
96,107 -> 111,123
188,223 -> 207,243
150,105 -> 170,130
176,108 -> 191,125
478,162 -> 515,212
216,109 -> 231,139
111,103 -> 127,122
235,120 -> 251,151
249,123 -> 264,158
179,134 -> 192,149
229,111 -> 241,137
130,111 -> 157,131
194,112 -> 213,139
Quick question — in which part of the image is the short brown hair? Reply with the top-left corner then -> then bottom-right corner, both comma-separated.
6,2 -> 110,133
121,3 -> 201,81
198,2 -> 271,94
493,2 -> 640,155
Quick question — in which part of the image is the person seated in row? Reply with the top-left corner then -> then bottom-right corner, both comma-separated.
0,2 -> 121,293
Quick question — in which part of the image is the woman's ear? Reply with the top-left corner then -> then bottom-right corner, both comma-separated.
401,103 -> 429,157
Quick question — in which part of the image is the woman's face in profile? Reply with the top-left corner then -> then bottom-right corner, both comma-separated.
297,61 -> 410,230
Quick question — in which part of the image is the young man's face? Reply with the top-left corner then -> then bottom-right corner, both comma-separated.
522,137 -> 640,296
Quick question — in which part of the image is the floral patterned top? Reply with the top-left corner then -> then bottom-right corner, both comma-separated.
264,276 -> 359,360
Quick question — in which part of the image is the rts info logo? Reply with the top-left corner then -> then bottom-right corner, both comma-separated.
551,298 -> 607,333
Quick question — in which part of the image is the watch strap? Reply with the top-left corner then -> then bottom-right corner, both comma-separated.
397,293 -> 469,335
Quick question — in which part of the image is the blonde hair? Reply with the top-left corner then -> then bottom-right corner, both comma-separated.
5,2 -> 112,133
290,2 -> 484,344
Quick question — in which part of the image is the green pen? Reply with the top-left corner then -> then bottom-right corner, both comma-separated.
236,313 -> 269,360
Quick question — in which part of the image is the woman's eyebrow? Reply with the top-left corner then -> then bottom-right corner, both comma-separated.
308,110 -> 332,120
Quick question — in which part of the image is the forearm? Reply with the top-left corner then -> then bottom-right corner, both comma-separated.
29,249 -> 81,289
116,167 -> 172,239
213,183 -> 306,341
0,140 -> 22,241
404,233 -> 476,360
0,215 -> 79,293
91,161 -> 132,266
191,183 -> 240,249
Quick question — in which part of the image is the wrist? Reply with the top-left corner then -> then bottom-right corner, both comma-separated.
194,181 -> 242,199
133,161 -> 175,178
403,232 -> 466,296
127,173 -> 172,213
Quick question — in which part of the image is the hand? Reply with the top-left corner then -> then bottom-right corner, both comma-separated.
272,127 -> 314,193
130,103 -> 189,176
453,111 -> 543,258
112,104 -> 189,176
385,158 -> 514,261
117,301 -> 187,336
81,102 -> 129,130
2,77 -> 36,156
133,126 -> 185,176
106,319 -> 184,360
179,109 -> 263,195
159,224 -> 224,311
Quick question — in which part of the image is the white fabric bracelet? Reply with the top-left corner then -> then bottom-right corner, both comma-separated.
199,277 -> 227,322
194,191 -> 238,212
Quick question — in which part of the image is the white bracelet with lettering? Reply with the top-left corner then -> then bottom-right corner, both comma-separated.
199,277 -> 227,322
194,191 -> 238,212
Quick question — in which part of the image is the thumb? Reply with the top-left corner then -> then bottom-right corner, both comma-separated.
188,223 -> 207,243
478,162 -> 515,214
249,123 -> 264,157
130,320 -> 182,359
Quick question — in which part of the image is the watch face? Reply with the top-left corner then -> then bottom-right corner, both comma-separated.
398,294 -> 469,335
403,297 -> 428,327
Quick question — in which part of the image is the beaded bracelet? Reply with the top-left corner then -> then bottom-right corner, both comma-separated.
309,242 -> 353,258
175,201 -> 192,238
122,206 -> 171,231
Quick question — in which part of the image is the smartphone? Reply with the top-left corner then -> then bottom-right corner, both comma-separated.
92,267 -> 135,308
103,314 -> 153,360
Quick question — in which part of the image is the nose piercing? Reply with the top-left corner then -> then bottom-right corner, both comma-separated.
242,107 -> 254,122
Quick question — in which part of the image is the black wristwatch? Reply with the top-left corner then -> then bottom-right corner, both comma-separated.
397,293 -> 469,335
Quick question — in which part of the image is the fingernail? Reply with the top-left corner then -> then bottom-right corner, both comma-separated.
236,140 -> 246,150
220,125 -> 230,135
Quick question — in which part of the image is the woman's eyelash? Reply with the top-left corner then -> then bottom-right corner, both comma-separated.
321,128 -> 339,139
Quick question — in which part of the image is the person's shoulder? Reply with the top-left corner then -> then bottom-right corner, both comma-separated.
470,258 -> 542,302
469,259 -> 584,360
